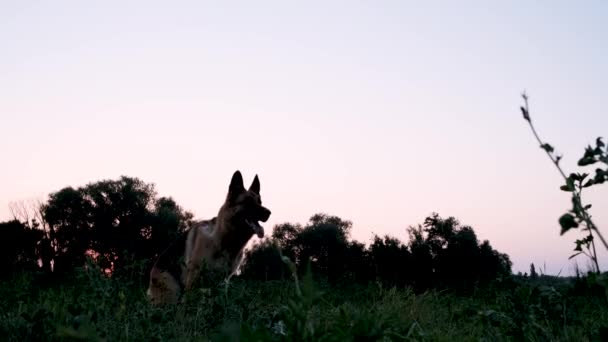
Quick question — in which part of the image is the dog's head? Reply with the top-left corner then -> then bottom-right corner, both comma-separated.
224,170 -> 271,238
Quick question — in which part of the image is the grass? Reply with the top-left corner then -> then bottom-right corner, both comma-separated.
1,264 -> 608,341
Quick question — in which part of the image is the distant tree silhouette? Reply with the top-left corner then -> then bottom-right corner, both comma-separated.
43,186 -> 93,274
271,222 -> 302,262
240,240 -> 289,281
479,240 -> 511,281
343,240 -> 371,284
412,213 -> 512,291
7,201 -> 54,274
406,224 -> 435,290
295,214 -> 351,282
530,263 -> 538,279
368,235 -> 410,287
41,176 -> 193,277
0,220 -> 43,278
242,212 -> 512,292
1,175 -> 513,291
149,197 -> 194,257
243,214 -> 369,284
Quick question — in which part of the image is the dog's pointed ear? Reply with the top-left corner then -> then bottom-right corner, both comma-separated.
249,175 -> 260,194
228,170 -> 245,200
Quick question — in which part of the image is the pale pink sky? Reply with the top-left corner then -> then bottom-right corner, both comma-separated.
1,1 -> 607,275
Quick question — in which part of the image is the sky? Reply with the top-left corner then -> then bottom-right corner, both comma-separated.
1,1 -> 607,275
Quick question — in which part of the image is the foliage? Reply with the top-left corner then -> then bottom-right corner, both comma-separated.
520,93 -> 608,272
413,213 -> 512,292
0,220 -> 44,278
239,239 -> 290,281
0,262 -> 607,341
0,174 -> 605,340
242,212 -> 512,294
0,175 -> 512,295
33,176 -> 194,278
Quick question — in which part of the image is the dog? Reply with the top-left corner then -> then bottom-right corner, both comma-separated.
146,170 -> 271,305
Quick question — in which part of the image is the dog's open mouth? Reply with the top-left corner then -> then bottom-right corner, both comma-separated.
245,219 -> 264,238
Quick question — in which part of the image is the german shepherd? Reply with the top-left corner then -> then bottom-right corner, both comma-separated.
146,170 -> 271,305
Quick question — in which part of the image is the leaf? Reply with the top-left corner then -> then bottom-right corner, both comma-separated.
583,179 -> 595,188
560,178 -> 575,192
595,169 -> 607,184
578,157 -> 597,166
541,143 -> 554,153
574,238 -> 589,251
584,204 -> 592,210
569,173 -> 588,182
597,137 -> 605,148
559,213 -> 578,235
567,177 -> 575,189
520,106 -> 530,121
578,147 -> 598,166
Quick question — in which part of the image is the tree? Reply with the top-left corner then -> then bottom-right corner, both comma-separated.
41,176 -> 193,276
43,186 -> 93,274
242,212 -> 512,291
368,235 -> 410,287
292,214 -> 352,282
0,220 -> 43,278
530,263 -> 538,279
9,200 -> 54,274
240,240 -> 289,281
406,213 -> 512,292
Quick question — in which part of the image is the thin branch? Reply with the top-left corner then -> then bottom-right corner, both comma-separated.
521,92 -> 608,271
521,93 -> 568,180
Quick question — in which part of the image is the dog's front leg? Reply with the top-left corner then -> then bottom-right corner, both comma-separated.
184,257 -> 202,290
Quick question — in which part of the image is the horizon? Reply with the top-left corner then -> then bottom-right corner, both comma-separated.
1,1 -> 607,276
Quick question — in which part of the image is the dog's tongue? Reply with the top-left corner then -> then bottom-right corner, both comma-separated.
247,220 -> 264,238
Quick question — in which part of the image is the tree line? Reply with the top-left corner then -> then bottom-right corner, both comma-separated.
240,213 -> 512,292
0,176 -> 512,292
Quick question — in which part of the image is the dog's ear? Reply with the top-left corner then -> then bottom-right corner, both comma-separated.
249,175 -> 260,194
228,170 -> 245,200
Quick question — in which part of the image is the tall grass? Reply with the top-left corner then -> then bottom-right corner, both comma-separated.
1,258 -> 607,341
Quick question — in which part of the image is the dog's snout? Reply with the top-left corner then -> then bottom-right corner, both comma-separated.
259,207 -> 271,222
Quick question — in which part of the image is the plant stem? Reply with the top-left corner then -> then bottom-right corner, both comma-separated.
522,93 -> 608,272
576,193 -> 608,251
578,190 -> 601,273
522,95 -> 568,180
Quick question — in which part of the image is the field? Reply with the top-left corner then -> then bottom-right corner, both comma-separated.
2,2 -> 608,341
2,262 -> 608,342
